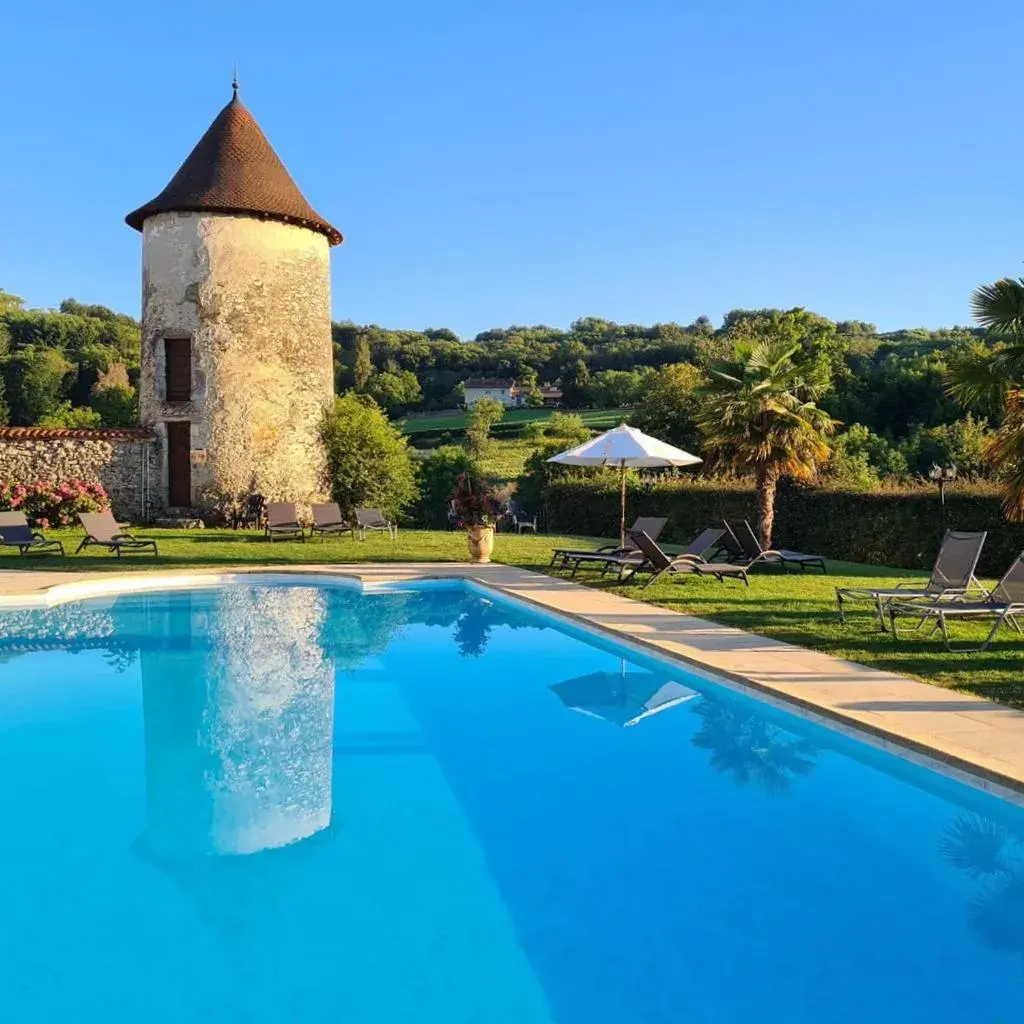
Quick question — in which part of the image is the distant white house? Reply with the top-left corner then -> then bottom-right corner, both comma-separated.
462,378 -> 522,408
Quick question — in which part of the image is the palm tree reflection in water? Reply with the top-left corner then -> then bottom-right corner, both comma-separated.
940,813 -> 1024,961
690,697 -> 818,796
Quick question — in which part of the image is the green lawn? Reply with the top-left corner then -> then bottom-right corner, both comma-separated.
399,406 -> 627,436
0,527 -> 574,572
2,527 -> 1021,707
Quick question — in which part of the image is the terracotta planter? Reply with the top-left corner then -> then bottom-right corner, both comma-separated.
465,524 -> 495,563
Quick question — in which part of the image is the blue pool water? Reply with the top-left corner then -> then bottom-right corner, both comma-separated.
1,578 -> 1023,1022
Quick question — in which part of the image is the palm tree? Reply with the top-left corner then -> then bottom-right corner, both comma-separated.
695,339 -> 837,545
946,277 -> 1024,521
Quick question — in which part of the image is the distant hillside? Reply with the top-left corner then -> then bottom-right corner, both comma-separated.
0,288 -> 991,442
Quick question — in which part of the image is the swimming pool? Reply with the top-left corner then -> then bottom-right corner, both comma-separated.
1,575 -> 1022,1022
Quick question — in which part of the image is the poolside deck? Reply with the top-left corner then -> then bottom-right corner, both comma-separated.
2,562 -> 1024,802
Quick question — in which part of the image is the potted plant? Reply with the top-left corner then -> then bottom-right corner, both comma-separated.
450,472 -> 502,563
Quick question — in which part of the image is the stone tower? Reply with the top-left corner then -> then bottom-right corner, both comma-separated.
125,82 -> 342,516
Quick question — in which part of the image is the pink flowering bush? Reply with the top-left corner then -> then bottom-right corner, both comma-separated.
0,480 -> 111,528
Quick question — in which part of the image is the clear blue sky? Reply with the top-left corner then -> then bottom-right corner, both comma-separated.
2,0 -> 1021,338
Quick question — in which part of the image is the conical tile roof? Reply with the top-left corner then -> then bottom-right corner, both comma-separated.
125,88 -> 342,245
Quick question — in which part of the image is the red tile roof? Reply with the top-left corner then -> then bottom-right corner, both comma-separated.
0,427 -> 155,441
464,378 -> 516,389
125,88 -> 342,246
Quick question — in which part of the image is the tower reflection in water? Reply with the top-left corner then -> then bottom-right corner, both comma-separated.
137,585 -> 335,862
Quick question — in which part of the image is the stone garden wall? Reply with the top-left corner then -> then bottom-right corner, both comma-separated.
0,427 -> 159,522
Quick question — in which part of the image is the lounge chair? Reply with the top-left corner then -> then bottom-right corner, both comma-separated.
626,530 -> 749,588
506,501 -> 538,534
723,519 -> 827,574
888,552 -> 1024,652
0,511 -> 65,556
550,516 -> 669,572
353,508 -> 396,540
558,527 -> 729,579
309,502 -> 348,541
836,530 -> 988,630
264,502 -> 305,542
232,493 -> 265,530
75,512 -> 158,557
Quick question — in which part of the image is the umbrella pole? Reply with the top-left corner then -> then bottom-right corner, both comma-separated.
619,460 -> 627,550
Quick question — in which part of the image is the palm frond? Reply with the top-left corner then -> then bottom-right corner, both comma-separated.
946,348 -> 1011,412
970,278 -> 1024,338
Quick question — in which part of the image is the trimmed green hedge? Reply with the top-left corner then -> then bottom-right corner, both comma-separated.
542,479 -> 1024,575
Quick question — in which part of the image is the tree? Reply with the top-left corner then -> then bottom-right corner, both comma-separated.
590,368 -> 649,408
0,289 -> 24,314
946,277 -> 1024,519
517,366 -> 544,407
901,415 -> 994,480
723,307 -> 844,386
630,363 -> 704,449
465,396 -> 504,454
411,445 -> 479,527
353,337 -> 373,392
90,363 -> 138,427
320,394 -> 418,520
824,424 -> 908,487
560,359 -> 592,408
365,369 -> 422,417
695,340 -> 837,545
90,383 -> 138,427
1,348 -> 74,425
38,402 -> 102,428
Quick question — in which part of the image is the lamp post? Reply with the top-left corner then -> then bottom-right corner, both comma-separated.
928,463 -> 958,536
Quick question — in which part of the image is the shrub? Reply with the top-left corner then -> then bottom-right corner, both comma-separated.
541,477 -> 1024,575
0,479 -> 111,529
38,402 -> 102,428
544,412 -> 592,445
521,412 -> 590,445
320,393 -> 418,520
411,445 -> 479,527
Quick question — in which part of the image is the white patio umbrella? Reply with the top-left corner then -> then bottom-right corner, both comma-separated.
547,423 -> 701,547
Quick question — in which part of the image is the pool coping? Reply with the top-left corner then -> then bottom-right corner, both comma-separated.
2,561 -> 1024,805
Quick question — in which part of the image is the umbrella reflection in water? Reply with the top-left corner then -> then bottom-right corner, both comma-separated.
550,659 -> 698,727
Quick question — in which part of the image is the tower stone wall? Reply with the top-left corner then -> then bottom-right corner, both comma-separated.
138,210 -> 334,514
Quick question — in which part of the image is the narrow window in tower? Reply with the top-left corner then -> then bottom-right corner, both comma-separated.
165,338 -> 192,403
